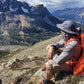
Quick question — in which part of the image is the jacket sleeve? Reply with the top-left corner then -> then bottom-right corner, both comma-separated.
53,40 -> 78,64
51,39 -> 65,49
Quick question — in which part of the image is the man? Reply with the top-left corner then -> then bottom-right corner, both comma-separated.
38,20 -> 81,84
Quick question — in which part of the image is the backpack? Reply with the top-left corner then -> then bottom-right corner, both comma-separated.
73,25 -> 84,75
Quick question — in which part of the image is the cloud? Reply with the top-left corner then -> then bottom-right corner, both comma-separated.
18,0 -> 84,12
60,0 -> 84,8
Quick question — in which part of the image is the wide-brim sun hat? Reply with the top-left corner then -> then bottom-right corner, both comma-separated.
57,20 -> 79,34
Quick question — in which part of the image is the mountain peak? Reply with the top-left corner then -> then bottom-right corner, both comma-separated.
31,4 -> 51,17
34,4 -> 44,8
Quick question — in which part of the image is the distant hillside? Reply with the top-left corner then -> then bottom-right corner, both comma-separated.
53,7 -> 84,24
0,0 -> 62,46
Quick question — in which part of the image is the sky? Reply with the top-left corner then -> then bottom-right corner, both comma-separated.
18,0 -> 84,13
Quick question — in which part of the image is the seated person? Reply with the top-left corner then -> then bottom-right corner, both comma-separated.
38,20 -> 81,84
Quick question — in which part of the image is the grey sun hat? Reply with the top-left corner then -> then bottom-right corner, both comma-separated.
57,20 -> 78,34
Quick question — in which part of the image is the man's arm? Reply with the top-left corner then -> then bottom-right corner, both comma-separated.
50,39 -> 65,49
53,40 -> 79,64
47,39 -> 65,59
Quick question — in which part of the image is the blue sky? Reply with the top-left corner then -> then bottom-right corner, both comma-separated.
18,0 -> 84,13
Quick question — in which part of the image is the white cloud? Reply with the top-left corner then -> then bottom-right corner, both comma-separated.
18,0 -> 84,12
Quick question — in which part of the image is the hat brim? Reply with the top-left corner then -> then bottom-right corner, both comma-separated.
57,24 -> 78,34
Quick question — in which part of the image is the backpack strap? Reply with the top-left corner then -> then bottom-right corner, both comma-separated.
64,36 -> 80,72
80,33 -> 84,51
64,36 -> 80,46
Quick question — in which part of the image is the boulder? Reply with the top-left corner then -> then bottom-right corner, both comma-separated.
5,58 -> 22,69
0,63 -> 6,70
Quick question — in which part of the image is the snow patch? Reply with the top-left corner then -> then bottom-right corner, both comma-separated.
31,7 -> 39,15
28,3 -> 32,7
1,0 -> 6,4
43,15 -> 55,27
9,5 -> 18,12
21,6 -> 29,14
31,7 -> 34,12
0,12 -> 2,14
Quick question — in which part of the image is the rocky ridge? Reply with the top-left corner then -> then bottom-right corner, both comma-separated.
53,7 -> 84,24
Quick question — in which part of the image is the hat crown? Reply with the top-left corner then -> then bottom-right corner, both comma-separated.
63,20 -> 75,27
57,20 -> 78,34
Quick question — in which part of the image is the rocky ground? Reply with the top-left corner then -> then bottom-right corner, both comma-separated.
27,68 -> 84,84
0,45 -> 27,52
0,35 -> 61,84
0,35 -> 84,84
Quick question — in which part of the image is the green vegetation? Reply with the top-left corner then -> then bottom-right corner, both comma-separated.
71,74 -> 84,84
0,49 -> 23,61
0,50 -> 10,58
9,31 -> 60,46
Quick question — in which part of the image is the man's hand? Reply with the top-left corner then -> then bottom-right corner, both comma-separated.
47,46 -> 54,59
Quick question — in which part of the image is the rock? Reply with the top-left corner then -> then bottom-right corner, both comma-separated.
2,31 -> 9,37
27,69 -> 46,84
26,68 -> 73,84
14,77 -> 23,84
0,63 -> 6,70
5,58 -> 22,69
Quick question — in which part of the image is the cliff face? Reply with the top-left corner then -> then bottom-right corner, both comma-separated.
0,0 -> 61,46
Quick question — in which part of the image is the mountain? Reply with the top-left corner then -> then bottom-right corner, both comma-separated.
0,0 -> 61,46
53,7 -> 84,24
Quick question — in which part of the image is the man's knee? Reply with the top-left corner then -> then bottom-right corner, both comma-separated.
46,60 -> 53,69
46,60 -> 59,69
46,60 -> 62,74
